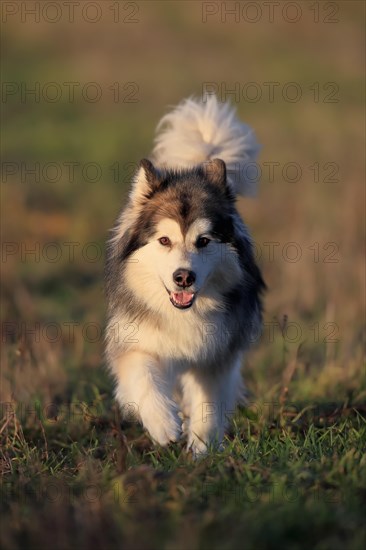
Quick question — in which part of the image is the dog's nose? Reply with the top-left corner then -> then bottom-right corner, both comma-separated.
173,269 -> 196,288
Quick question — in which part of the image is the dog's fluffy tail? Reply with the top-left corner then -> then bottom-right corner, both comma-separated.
152,95 -> 261,196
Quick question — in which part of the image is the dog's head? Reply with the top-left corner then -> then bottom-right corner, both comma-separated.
113,158 -> 260,314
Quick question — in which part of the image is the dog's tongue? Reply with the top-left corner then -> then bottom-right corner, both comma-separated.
172,291 -> 193,305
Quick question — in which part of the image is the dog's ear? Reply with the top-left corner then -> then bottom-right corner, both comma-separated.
202,159 -> 233,198
130,159 -> 161,203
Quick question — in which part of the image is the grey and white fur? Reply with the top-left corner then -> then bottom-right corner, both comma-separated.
105,95 -> 265,455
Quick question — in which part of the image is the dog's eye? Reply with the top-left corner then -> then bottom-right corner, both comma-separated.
158,236 -> 171,246
196,237 -> 210,248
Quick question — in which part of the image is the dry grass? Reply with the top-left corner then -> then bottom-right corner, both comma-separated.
1,2 -> 365,548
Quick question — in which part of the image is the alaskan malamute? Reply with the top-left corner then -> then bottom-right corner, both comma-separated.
105,96 -> 265,455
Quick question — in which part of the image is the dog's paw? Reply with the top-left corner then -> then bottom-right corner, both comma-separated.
187,430 -> 225,458
141,405 -> 181,446
187,436 -> 208,458
179,413 -> 189,437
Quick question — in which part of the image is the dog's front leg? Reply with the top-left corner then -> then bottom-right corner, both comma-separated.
113,351 -> 181,446
181,358 -> 244,455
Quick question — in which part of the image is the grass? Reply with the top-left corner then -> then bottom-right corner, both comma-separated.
1,377 -> 365,549
1,1 -> 365,549
1,306 -> 365,549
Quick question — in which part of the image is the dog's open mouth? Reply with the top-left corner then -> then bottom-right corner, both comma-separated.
169,290 -> 195,309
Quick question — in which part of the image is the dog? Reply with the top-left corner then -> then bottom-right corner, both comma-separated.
105,95 -> 265,455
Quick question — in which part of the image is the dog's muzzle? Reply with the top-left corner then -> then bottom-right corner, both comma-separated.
166,268 -> 196,309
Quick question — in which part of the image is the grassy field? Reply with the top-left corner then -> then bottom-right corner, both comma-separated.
1,1 -> 365,549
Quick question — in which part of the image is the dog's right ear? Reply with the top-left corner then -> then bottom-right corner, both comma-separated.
130,159 -> 161,203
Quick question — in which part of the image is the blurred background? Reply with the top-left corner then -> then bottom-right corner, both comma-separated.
2,0 -> 364,400
1,1 -> 365,548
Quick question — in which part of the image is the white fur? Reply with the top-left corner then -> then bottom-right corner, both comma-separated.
109,214 -> 245,455
152,95 -> 261,196
114,351 -> 181,446
117,218 -> 242,361
107,97 -> 262,456
180,357 -> 244,454
113,351 -> 244,454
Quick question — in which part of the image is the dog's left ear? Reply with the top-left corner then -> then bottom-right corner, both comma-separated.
203,159 -> 232,197
130,158 -> 161,203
